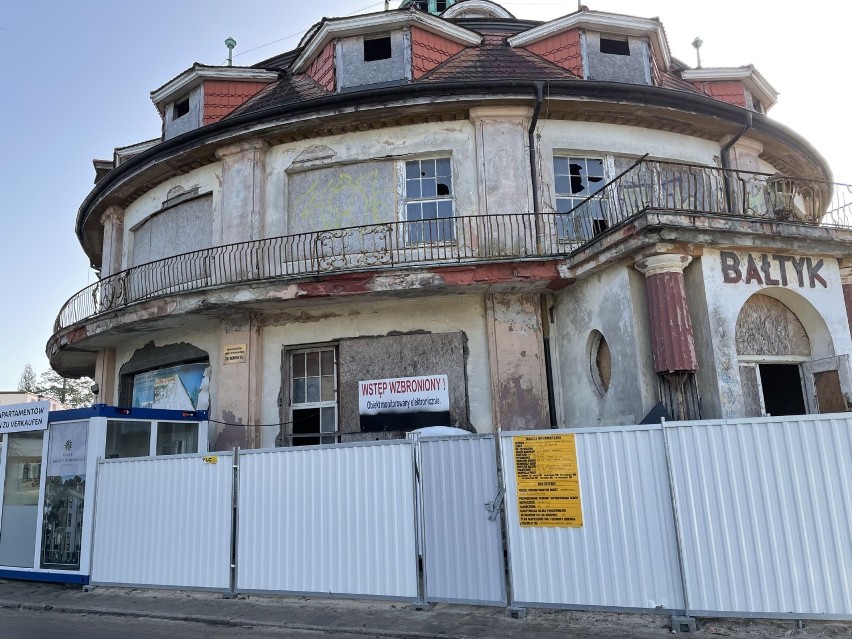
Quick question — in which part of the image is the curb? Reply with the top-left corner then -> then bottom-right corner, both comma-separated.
0,599 -> 466,639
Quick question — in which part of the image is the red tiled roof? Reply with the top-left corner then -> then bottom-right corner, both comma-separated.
420,32 -> 580,82
226,73 -> 329,118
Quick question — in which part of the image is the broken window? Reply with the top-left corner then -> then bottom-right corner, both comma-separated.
364,36 -> 392,62
173,97 -> 190,119
600,35 -> 630,56
404,158 -> 454,244
553,156 -> 609,240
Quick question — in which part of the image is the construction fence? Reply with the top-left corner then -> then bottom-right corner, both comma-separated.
88,414 -> 852,619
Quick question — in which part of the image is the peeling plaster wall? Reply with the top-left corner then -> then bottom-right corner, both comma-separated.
684,259 -> 722,418
121,163 -> 222,271
698,249 -> 852,417
551,264 -> 656,426
485,293 -> 549,430
111,324 -> 220,408
265,121 -> 477,238
259,294 -> 491,448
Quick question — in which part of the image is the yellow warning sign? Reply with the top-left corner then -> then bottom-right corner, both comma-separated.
513,434 -> 582,528
202,456 -> 218,464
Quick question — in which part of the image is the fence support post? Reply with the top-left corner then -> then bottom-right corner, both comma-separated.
660,418 -> 692,618
228,446 -> 240,596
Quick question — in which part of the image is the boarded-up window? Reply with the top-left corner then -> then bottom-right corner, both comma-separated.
132,194 -> 213,267
287,162 -> 396,234
735,294 -> 810,357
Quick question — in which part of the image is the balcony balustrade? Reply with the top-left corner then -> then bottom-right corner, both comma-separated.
54,161 -> 852,332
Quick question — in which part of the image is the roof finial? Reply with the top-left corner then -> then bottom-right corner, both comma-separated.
692,37 -> 703,69
225,37 -> 237,67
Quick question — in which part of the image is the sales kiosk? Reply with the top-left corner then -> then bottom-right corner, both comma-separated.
0,403 -> 208,584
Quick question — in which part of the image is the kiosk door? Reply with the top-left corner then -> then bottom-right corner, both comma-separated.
0,431 -> 45,567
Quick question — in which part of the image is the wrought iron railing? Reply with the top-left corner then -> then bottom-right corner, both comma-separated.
54,161 -> 851,332
563,159 -> 852,241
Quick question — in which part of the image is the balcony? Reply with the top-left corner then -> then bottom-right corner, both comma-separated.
54,161 -> 852,333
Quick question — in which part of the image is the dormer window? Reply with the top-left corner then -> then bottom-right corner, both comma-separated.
364,36 -> 392,62
173,97 -> 190,119
600,35 -> 630,56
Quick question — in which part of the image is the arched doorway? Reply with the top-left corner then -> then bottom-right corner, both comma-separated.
736,293 -> 850,416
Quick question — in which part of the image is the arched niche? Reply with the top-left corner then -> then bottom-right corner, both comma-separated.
735,290 -> 841,417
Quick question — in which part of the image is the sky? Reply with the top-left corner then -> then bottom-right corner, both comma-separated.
0,0 -> 849,390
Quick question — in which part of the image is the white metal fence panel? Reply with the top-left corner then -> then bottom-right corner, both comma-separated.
419,435 -> 505,605
665,414 -> 852,618
236,442 -> 418,600
501,427 -> 684,611
91,453 -> 232,590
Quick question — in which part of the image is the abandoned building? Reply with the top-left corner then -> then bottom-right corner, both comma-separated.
48,0 -> 852,452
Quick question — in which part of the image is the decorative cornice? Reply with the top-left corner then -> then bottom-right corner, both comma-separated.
682,66 -> 778,110
150,65 -> 278,113
635,253 -> 693,277
292,11 -> 482,74
469,105 -> 533,121
99,205 -> 124,226
215,139 -> 269,160
508,11 -> 671,71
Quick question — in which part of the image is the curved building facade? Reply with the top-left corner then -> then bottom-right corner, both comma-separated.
49,1 -> 852,450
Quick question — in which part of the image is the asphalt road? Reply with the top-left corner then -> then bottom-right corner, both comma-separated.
0,607 -> 373,639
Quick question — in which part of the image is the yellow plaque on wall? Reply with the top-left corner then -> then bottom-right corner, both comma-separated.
513,434 -> 582,527
223,344 -> 247,365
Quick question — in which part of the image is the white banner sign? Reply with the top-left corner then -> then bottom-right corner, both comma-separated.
359,375 -> 449,415
0,401 -> 50,433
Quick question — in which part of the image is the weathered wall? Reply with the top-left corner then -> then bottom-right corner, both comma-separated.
163,84 -> 204,140
259,294 -> 491,447
337,30 -> 410,91
696,249 -> 852,417
485,293 -> 550,430
265,120 -> 477,239
470,106 -> 533,215
584,33 -> 650,85
122,163 -> 221,271
684,259 -> 722,418
111,323 -> 220,408
551,265 -> 656,426
337,331 -> 468,435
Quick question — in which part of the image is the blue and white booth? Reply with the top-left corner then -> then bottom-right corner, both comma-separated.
0,403 -> 208,585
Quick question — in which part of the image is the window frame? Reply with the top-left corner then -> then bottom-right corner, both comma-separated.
400,157 -> 455,246
286,346 -> 339,447
363,35 -> 392,62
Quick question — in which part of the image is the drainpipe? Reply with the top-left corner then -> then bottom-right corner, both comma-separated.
720,112 -> 753,214
528,82 -> 544,214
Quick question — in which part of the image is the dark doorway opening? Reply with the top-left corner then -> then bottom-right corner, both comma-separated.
759,364 -> 806,416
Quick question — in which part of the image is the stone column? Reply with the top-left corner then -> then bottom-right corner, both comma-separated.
215,139 -> 269,244
212,312 -> 264,451
93,348 -> 117,405
841,265 -> 852,339
634,254 -> 698,373
99,205 -> 125,278
485,293 -> 551,430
